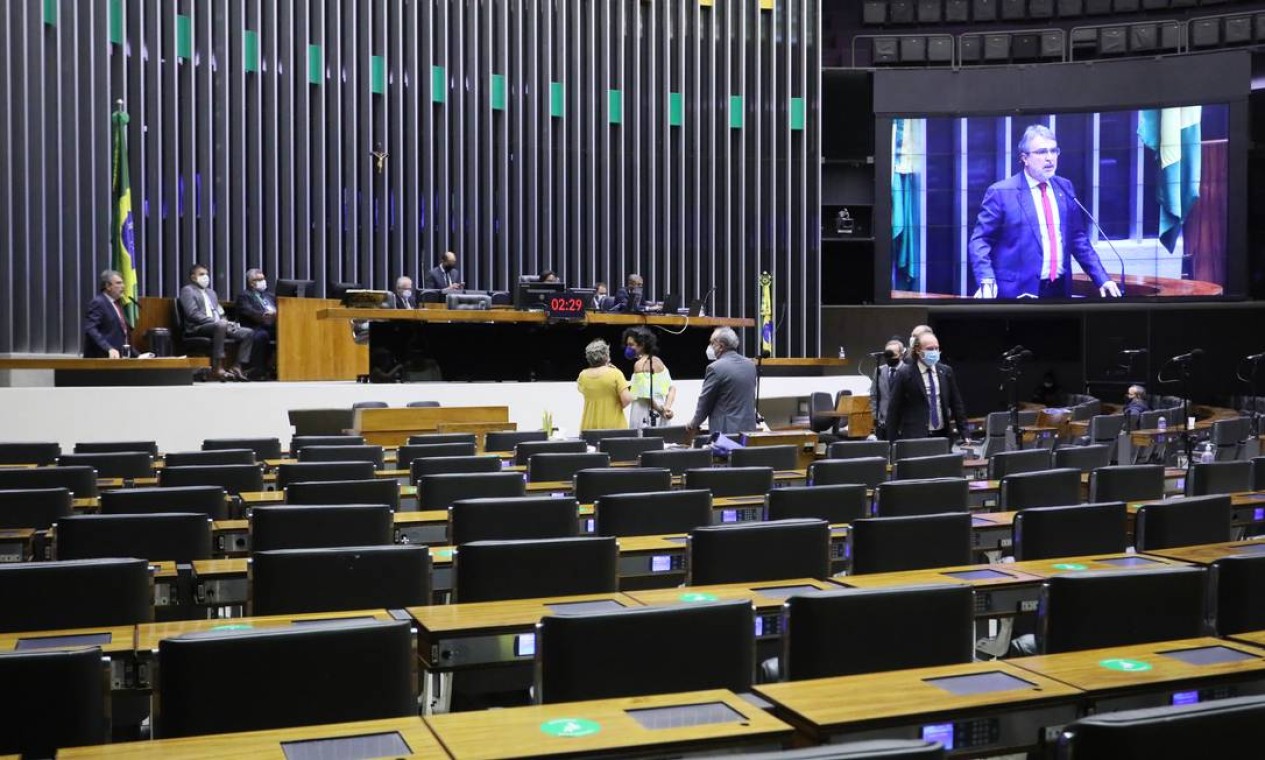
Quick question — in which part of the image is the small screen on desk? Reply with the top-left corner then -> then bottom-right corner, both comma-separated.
921,723 -> 955,750
514,633 -> 536,657
721,510 -> 738,523
1096,556 -> 1162,567
1255,508 -> 1265,522
626,701 -> 746,730
281,732 -> 411,760
942,569 -> 1011,581
651,555 -> 672,573
755,584 -> 822,600
1158,645 -> 1259,666
1172,690 -> 1201,706
290,616 -> 376,626
15,632 -> 112,650
924,670 -> 1037,696
546,599 -> 626,615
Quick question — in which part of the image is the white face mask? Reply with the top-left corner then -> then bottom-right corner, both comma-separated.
705,345 -> 717,362
195,274 -> 210,288
253,280 -> 268,292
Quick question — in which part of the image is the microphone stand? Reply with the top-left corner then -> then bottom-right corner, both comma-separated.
1000,352 -> 1028,450
1158,352 -> 1201,473
645,346 -> 659,428
1070,194 -> 1127,297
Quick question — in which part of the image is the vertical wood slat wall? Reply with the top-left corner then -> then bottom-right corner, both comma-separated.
0,0 -> 820,356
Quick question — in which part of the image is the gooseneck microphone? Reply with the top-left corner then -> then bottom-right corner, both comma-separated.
1069,193 -> 1127,298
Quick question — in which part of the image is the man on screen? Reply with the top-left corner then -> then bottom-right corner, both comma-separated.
968,124 -> 1122,300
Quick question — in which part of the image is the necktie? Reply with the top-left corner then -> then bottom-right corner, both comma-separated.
928,368 -> 941,429
112,299 -> 129,333
1038,182 -> 1059,281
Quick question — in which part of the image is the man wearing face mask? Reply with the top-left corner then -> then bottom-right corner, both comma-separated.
389,276 -> 417,309
235,268 -> 277,380
885,331 -> 968,442
592,282 -> 610,311
685,327 -> 758,437
613,274 -> 645,313
178,263 -> 256,382
869,338 -> 905,440
426,251 -> 464,293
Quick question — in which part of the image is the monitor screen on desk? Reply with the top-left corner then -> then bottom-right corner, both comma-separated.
276,279 -> 318,298
514,280 -> 566,310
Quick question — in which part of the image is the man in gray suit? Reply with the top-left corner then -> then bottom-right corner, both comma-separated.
178,263 -> 255,381
686,327 -> 758,437
870,338 -> 905,440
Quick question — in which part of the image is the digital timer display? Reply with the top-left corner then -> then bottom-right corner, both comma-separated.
546,291 -> 588,320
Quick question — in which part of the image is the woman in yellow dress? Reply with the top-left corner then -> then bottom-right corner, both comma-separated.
577,339 -> 632,430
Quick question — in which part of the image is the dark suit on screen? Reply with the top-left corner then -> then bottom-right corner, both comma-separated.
688,351 -> 758,436
885,360 -> 969,441
82,292 -> 130,358
968,172 -> 1111,299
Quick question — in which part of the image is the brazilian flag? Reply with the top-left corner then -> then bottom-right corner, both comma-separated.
110,104 -> 139,327
1138,107 -> 1201,254
891,118 -> 922,291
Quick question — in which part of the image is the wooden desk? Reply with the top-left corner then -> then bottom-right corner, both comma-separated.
0,624 -> 136,691
741,431 -> 819,470
353,406 -> 511,447
836,563 -> 1047,618
1010,637 -> 1265,712
0,528 -> 37,562
1007,552 -> 1191,578
754,661 -> 1081,753
1129,491 -> 1265,529
0,357 -> 209,386
135,609 -> 399,656
62,716 -> 445,759
1227,630 -> 1265,649
276,296 -> 369,381
426,689 -> 792,759
627,579 -> 839,643
321,307 -> 753,330
150,559 -> 249,610
1140,538 -> 1265,565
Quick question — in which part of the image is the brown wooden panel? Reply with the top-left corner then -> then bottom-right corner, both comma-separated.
352,406 -> 511,448
276,298 -> 369,381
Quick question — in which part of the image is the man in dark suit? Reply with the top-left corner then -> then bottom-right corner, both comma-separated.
968,124 -> 1122,300
869,338 -> 905,440
426,251 -> 464,292
1124,385 -> 1150,419
387,276 -> 417,309
82,269 -> 131,358
178,263 -> 255,382
685,327 -> 758,437
885,332 -> 969,442
612,273 -> 645,313
235,268 -> 277,379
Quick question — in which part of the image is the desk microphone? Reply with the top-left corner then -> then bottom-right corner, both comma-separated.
1120,348 -> 1148,355
866,350 -> 885,359
1069,194 -> 1127,297
1170,348 -> 1205,364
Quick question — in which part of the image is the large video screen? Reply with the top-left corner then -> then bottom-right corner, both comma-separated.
887,104 -> 1230,301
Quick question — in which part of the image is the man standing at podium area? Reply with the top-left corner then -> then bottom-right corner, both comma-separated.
885,331 -> 968,442
686,327 -> 758,437
426,251 -> 464,293
82,269 -> 131,358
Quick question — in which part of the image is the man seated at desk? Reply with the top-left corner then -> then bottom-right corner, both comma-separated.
179,263 -> 256,382
387,276 -> 417,309
236,268 -> 277,380
426,252 -> 464,293
82,269 -> 132,358
613,273 -> 646,313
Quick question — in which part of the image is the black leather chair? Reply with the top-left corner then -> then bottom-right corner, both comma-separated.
289,435 -> 365,455
454,537 -> 618,602
731,445 -> 799,470
891,437 -> 951,461
0,648 -> 110,756
405,433 -> 478,447
1057,694 -> 1265,760
0,487 -> 72,529
765,484 -> 869,524
1038,567 -> 1207,654
57,451 -> 153,479
514,439 -> 587,467
483,430 -> 549,452
0,441 -> 61,466
1078,414 -> 1125,462
1089,464 -> 1165,503
275,461 -> 376,490
1011,502 -> 1128,561
573,467 -> 672,504
0,558 -> 152,633
1211,554 -> 1265,636
683,466 -> 775,498
251,504 -> 395,551
645,425 -> 695,446
892,452 -> 964,481
54,513 -> 213,562
638,446 -> 714,475
848,513 -> 973,575
202,437 -> 283,461
809,457 -> 888,489
594,489 -> 712,537
1186,460 -> 1252,497
351,400 -> 388,409
154,620 -> 416,738
406,400 -> 441,408
74,440 -> 159,456
527,452 -> 610,482
449,496 -> 579,545
411,455 -> 503,479
536,600 -> 754,704
285,478 -> 400,511
250,546 -> 432,615
1133,495 -> 1233,551
419,472 -> 527,511
397,442 -> 479,469
826,440 -> 890,461
0,465 -> 98,498
599,436 -> 665,463
164,448 -> 256,467
100,485 -> 228,519
999,468 -> 1082,510
286,409 -> 356,437
722,740 -> 944,760
872,478 -> 969,517
298,444 -> 385,469
580,428 -> 636,446
1253,456 -> 1265,491
160,463 -> 266,495
1053,444 -> 1111,474
779,585 -> 974,681
688,519 -> 832,585
988,448 -> 1053,480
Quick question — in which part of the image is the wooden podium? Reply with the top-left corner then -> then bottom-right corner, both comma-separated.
350,406 -> 512,447
837,394 -> 873,439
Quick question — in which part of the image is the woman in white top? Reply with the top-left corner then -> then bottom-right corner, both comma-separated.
622,326 -> 677,430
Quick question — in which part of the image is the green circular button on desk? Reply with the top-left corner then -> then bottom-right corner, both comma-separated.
679,592 -> 719,603
1099,658 -> 1152,673
1051,563 -> 1088,571
211,624 -> 254,631
540,718 -> 601,738
435,549 -> 454,559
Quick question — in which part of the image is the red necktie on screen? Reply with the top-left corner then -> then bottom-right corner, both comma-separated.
1038,182 -> 1058,281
